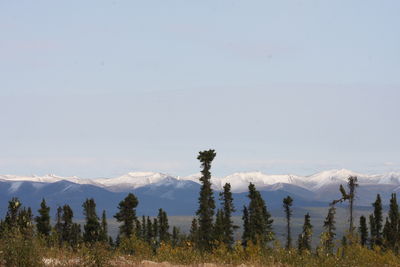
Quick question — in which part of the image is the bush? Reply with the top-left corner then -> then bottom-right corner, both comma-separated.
0,229 -> 43,267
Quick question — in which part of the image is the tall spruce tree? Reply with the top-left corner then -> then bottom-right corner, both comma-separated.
370,194 -> 383,247
332,176 -> 358,235
247,183 -> 274,246
4,197 -> 21,229
100,210 -> 108,242
283,196 -> 293,249
242,206 -> 250,247
157,208 -> 170,242
54,206 -> 63,245
172,226 -> 180,247
219,183 -> 237,247
18,207 -> 34,237
82,198 -> 101,243
114,193 -> 139,238
189,218 -> 199,244
213,209 -> 225,243
386,193 -> 399,251
321,206 -> 336,253
298,213 -> 312,252
369,214 -> 376,248
146,216 -> 153,243
35,198 -> 51,237
141,215 -> 146,239
196,149 -> 216,251
359,215 -> 368,247
153,218 -> 159,242
61,204 -> 81,246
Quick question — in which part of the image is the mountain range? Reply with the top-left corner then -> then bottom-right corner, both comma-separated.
0,169 -> 399,218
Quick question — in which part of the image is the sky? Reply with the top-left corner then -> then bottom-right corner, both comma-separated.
1,0 -> 400,178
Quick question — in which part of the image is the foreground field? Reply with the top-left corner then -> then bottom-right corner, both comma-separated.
4,237 -> 398,267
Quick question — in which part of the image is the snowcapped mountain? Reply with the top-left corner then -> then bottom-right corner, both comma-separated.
2,169 -> 400,194
1,169 -> 400,216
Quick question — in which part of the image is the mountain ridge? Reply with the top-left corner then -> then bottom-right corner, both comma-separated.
2,169 -> 400,193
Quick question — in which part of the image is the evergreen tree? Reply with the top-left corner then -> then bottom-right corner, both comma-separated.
213,209 -> 225,243
247,183 -> 274,246
146,216 -> 153,243
359,215 -> 368,247
219,183 -> 237,247
196,149 -> 216,251
283,196 -> 293,249
54,204 -> 82,247
4,197 -> 22,229
35,198 -> 51,237
100,210 -> 108,242
332,176 -> 358,235
369,214 -> 376,248
18,207 -> 34,237
172,226 -> 180,247
114,193 -> 139,238
298,213 -> 312,252
370,194 -> 383,247
321,206 -> 336,253
383,217 -> 390,247
70,222 -> 82,249
157,209 -> 170,242
242,206 -> 250,247
141,215 -> 146,239
61,204 -> 74,244
54,206 -> 63,246
189,218 -> 199,244
82,198 -> 101,243
386,193 -> 399,251
153,218 -> 159,242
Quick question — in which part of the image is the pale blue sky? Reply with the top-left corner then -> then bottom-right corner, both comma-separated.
1,0 -> 400,178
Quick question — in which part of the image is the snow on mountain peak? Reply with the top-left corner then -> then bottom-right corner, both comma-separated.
96,172 -> 173,188
1,169 -> 400,193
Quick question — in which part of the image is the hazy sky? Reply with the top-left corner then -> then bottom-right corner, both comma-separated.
1,0 -> 400,178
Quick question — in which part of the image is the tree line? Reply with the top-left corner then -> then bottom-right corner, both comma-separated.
1,149 -> 400,256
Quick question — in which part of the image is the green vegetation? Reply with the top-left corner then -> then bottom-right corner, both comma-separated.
1,150 -> 400,266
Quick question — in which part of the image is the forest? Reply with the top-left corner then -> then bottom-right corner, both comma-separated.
1,150 -> 400,266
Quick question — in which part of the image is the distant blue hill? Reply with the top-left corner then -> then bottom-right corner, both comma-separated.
0,179 -> 330,219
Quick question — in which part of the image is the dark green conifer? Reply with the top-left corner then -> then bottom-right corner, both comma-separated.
153,218 -> 159,242
100,210 -> 108,242
54,206 -> 63,246
114,193 -> 139,238
61,204 -> 74,244
141,215 -> 146,239
219,183 -> 237,247
247,183 -> 274,246
358,215 -> 368,247
35,198 -> 51,237
196,149 -> 216,251
157,209 -> 170,242
370,194 -> 383,247
146,216 -> 153,242
298,213 -> 312,252
332,176 -> 358,235
383,217 -> 390,247
386,193 -> 399,251
369,214 -> 376,248
189,218 -> 199,244
4,197 -> 22,229
283,196 -> 293,249
18,207 -> 34,237
242,206 -> 250,247
82,198 -> 101,243
172,226 -> 180,247
213,209 -> 225,243
321,206 -> 336,253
